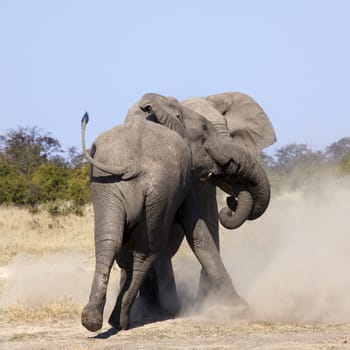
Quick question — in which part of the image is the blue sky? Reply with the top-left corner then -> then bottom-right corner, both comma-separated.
0,1 -> 349,156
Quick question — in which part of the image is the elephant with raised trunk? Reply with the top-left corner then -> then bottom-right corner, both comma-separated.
80,95 -> 255,331
126,92 -> 276,313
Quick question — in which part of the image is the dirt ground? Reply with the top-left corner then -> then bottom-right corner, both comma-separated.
1,317 -> 349,350
1,184 -> 350,350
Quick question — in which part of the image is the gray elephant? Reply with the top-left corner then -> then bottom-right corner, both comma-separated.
125,92 -> 276,314
80,94 -> 258,332
181,92 -> 276,237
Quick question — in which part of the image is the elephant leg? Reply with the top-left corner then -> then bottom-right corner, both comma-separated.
156,222 -> 185,315
179,188 -> 243,304
109,251 -> 157,330
193,181 -> 219,248
194,181 -> 220,301
139,265 -> 160,309
81,198 -> 125,332
119,268 -> 128,292
116,245 -> 133,296
139,222 -> 184,317
152,250 -> 180,317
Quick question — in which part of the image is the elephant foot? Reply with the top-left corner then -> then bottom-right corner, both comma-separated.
197,295 -> 250,322
108,309 -> 130,330
231,296 -> 250,316
219,292 -> 251,319
81,303 -> 103,332
222,290 -> 250,313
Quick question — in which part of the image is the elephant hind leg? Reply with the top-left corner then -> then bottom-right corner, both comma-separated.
138,252 -> 179,320
139,266 -> 161,309
82,202 -> 125,332
109,251 -> 157,330
138,222 -> 184,319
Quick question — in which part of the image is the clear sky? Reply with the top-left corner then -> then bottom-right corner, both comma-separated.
0,0 -> 349,155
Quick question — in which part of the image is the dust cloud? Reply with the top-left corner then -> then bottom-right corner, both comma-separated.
0,250 -> 121,313
218,177 -> 350,323
1,177 -> 349,325
172,177 -> 350,324
0,251 -> 91,307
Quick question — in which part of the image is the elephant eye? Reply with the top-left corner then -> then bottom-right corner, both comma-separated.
202,124 -> 208,132
176,113 -> 184,123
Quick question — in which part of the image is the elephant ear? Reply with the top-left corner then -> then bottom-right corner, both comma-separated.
207,92 -> 276,156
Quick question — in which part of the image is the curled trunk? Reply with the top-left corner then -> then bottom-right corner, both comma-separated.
208,141 -> 271,229
223,146 -> 270,220
219,189 -> 253,229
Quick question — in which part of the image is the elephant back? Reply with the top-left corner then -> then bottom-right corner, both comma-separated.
92,120 -> 191,186
138,121 -> 192,189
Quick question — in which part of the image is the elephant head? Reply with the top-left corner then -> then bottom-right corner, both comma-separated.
131,93 -> 272,229
182,92 -> 276,229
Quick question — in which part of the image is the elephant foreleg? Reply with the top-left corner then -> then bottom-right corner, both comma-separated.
179,188 -> 243,303
193,181 -> 220,301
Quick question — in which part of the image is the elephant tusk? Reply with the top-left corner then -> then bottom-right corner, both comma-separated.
200,172 -> 213,182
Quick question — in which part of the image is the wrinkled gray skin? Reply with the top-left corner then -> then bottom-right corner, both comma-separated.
125,93 -> 276,315
80,98 -> 249,332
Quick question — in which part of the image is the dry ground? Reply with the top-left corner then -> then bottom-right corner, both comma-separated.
1,318 -> 350,350
1,195 -> 350,349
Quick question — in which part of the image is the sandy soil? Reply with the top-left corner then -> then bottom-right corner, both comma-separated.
1,318 -> 349,350
1,183 -> 350,350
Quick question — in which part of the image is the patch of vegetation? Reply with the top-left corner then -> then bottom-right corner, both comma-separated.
0,205 -> 94,265
0,298 -> 83,323
260,138 -> 350,194
0,127 -> 91,215
1,126 -> 350,216
9,331 -> 49,341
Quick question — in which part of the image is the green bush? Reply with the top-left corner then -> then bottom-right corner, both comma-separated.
31,164 -> 69,202
67,165 -> 91,206
1,126 -> 350,216
0,160 -> 27,204
339,157 -> 350,175
27,164 -> 91,216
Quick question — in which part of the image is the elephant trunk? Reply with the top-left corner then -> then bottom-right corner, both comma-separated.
219,187 -> 253,229
232,146 -> 271,220
208,139 -> 271,229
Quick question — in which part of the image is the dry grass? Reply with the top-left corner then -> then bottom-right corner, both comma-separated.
0,298 -> 83,322
0,206 -> 95,322
0,205 -> 94,265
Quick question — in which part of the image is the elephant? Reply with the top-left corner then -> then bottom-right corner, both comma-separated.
123,92 -> 276,314
181,92 -> 276,234
80,95 -> 260,332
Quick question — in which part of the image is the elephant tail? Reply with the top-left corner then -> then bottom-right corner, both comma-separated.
81,113 -> 140,180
